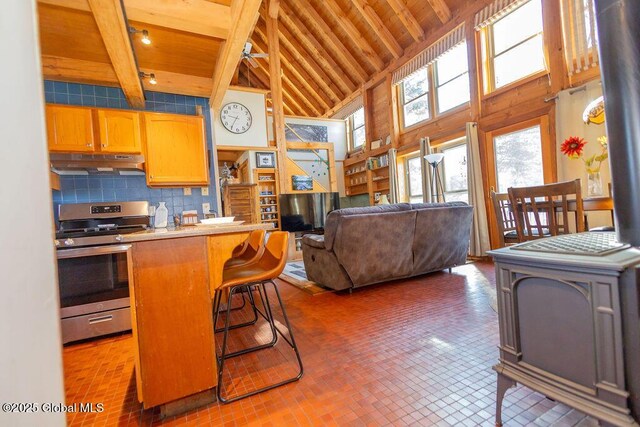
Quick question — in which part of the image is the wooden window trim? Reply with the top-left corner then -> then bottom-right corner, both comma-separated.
480,0 -> 548,96
484,115 -> 556,193
346,109 -> 366,155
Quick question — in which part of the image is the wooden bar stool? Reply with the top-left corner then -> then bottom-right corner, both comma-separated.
213,231 -> 304,403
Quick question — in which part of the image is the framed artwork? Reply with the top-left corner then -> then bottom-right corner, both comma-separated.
292,175 -> 313,191
255,152 -> 276,168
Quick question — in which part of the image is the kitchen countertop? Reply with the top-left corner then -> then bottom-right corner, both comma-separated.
122,222 -> 274,243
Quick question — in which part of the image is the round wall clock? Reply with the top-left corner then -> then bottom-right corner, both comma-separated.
220,102 -> 252,134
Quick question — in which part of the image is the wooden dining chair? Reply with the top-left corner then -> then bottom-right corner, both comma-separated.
508,179 -> 585,242
490,191 -> 520,247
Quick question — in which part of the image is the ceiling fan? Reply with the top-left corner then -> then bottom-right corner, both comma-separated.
241,41 -> 268,68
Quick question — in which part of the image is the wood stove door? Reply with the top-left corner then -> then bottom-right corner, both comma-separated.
496,263 -> 628,408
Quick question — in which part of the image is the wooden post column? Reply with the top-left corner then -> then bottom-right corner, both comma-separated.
265,0 -> 288,192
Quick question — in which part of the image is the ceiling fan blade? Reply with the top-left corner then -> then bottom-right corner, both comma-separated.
247,57 -> 259,68
251,53 -> 269,58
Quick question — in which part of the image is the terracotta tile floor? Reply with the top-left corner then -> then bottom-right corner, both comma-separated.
62,262 -> 598,426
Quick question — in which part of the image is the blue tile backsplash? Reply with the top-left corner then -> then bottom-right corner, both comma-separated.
45,80 -> 219,224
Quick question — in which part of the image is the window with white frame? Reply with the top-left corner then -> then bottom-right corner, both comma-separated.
401,70 -> 430,128
405,155 -> 423,203
435,42 -> 471,113
486,0 -> 546,89
439,140 -> 469,203
348,107 -> 366,151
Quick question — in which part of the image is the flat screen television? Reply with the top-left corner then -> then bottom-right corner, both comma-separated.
279,192 -> 340,232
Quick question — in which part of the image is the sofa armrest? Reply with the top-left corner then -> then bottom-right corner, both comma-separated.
302,234 -> 325,249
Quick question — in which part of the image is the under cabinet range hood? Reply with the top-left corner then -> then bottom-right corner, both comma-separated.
50,153 -> 145,174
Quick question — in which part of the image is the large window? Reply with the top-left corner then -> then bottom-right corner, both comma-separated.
487,0 -> 545,89
401,70 -> 430,127
399,42 -> 470,128
405,155 -> 423,203
440,140 -> 469,203
349,107 -> 366,151
492,125 -> 544,193
435,42 -> 470,114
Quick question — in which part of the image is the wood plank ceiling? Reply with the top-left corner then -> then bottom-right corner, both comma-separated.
38,0 -> 468,116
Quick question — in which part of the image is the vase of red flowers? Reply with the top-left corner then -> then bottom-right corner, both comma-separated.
560,135 -> 608,196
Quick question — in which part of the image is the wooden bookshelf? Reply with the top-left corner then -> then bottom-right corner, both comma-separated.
254,168 -> 280,230
344,148 -> 392,204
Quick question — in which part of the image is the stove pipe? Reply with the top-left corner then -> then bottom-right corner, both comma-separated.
594,0 -> 640,246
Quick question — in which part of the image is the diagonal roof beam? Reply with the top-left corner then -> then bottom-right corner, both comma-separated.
249,40 -> 323,116
279,1 -> 357,94
253,23 -> 332,111
210,0 -> 261,110
385,0 -> 424,42
322,0 -> 385,71
427,0 -> 452,24
275,18 -> 344,103
289,0 -> 368,83
87,0 -> 145,108
350,0 -> 403,59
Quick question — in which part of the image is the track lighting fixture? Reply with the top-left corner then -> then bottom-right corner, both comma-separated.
129,27 -> 151,45
139,72 -> 157,85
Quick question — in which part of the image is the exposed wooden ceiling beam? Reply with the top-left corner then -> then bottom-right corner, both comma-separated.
42,55 -> 219,98
249,39 -> 323,116
87,0 -> 145,108
42,55 -> 118,87
287,0 -> 368,83
426,0 -> 452,24
349,0 -> 403,59
322,0 -> 384,71
210,0 -> 261,111
267,0 -> 280,19
244,62 -> 270,88
39,0 -> 232,39
275,19 -> 344,103
385,0 -> 424,42
253,24 -> 332,110
278,1 -> 357,95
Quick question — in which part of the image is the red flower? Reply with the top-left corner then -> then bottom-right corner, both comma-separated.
561,136 -> 587,158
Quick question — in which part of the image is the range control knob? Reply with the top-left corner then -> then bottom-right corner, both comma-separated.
54,240 -> 60,247
64,238 -> 75,246
115,235 -> 124,242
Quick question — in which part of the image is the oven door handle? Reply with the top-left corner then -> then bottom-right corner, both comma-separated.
56,244 -> 132,259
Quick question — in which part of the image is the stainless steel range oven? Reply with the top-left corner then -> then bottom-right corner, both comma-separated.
55,201 -> 149,344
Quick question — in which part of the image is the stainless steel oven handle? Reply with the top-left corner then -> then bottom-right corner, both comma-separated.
88,315 -> 114,324
56,244 -> 132,259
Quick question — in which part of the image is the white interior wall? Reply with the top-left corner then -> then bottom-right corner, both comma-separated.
0,1 -> 66,425
556,79 -> 611,227
268,116 -> 348,195
213,89 -> 268,147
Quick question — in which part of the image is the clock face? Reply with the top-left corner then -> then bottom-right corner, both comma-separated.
220,102 -> 252,134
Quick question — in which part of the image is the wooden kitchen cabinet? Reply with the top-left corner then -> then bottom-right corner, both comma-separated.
46,104 -> 95,152
143,112 -> 209,186
97,110 -> 142,154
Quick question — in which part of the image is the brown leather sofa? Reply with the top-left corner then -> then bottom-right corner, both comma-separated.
301,202 -> 473,291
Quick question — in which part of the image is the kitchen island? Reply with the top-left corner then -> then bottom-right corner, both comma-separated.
122,223 -> 273,412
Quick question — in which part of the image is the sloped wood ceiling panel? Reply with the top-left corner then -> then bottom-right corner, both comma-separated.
38,0 -> 474,117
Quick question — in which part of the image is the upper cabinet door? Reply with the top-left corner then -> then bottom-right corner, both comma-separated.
97,110 -> 142,154
46,105 -> 95,152
143,113 -> 209,186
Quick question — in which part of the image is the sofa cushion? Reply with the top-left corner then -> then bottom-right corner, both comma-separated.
412,205 -> 473,274
333,210 -> 417,286
324,203 -> 411,251
302,234 -> 325,249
